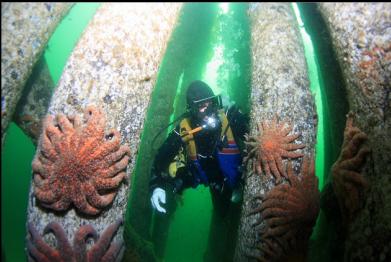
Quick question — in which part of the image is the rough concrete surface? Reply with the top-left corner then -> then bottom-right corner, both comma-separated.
319,3 -> 391,261
235,3 -> 316,261
13,58 -> 54,145
1,2 -> 72,146
26,3 -> 182,261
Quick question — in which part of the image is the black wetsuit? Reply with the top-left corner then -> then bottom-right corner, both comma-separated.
149,105 -> 249,198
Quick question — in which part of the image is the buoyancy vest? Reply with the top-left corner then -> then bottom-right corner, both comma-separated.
179,109 -> 241,189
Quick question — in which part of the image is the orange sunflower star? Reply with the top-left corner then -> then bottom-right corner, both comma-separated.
32,105 -> 131,216
244,118 -> 305,183
247,156 -> 320,261
331,112 -> 370,223
27,219 -> 124,262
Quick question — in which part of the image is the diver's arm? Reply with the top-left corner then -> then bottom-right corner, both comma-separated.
149,127 -> 183,213
149,126 -> 183,193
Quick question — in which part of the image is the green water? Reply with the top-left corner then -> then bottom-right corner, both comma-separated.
160,4 -> 251,261
1,3 -> 347,262
292,3 -> 326,244
125,4 -> 220,261
292,3 -> 325,192
125,3 -> 250,261
1,123 -> 35,262
44,3 -> 101,85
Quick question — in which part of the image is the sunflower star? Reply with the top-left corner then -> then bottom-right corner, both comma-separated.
331,112 -> 370,223
32,105 -> 131,216
247,157 -> 320,261
244,118 -> 305,183
27,219 -> 124,262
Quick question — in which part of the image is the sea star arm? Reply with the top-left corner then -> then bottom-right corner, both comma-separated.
43,222 -> 74,259
73,193 -> 101,216
73,224 -> 98,262
39,115 -> 59,160
332,112 -> 370,222
87,129 -> 122,164
248,156 -> 319,261
43,198 -> 72,212
94,172 -> 127,190
98,156 -> 130,178
27,223 -> 60,262
27,222 -> 74,262
85,182 -> 117,209
101,240 -> 125,262
56,114 -> 76,137
87,219 -> 123,261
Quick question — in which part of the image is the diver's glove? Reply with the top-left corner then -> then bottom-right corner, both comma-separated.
151,187 -> 166,213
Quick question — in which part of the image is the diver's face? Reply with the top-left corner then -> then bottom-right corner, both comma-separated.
198,101 -> 211,113
197,101 -> 218,124
190,97 -> 218,124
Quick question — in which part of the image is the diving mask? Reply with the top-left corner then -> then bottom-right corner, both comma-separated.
189,94 -> 222,122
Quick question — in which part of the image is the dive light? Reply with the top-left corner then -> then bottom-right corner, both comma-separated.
181,116 -> 218,137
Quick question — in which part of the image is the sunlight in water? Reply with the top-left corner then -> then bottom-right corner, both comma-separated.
203,3 -> 234,106
203,45 -> 224,96
220,3 -> 230,14
292,3 -> 325,191
292,2 -> 326,242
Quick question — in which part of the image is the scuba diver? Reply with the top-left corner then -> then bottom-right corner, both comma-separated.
149,80 -> 249,215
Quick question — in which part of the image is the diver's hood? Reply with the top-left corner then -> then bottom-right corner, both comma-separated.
186,80 -> 214,107
186,80 -> 222,122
